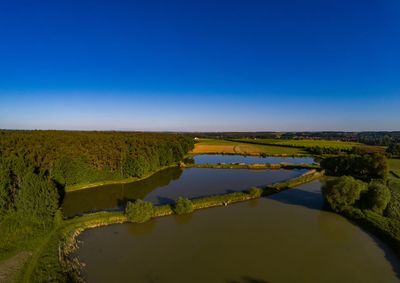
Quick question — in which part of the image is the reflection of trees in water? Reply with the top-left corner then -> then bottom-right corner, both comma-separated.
174,213 -> 193,225
183,157 -> 195,164
123,167 -> 183,201
63,167 -> 183,217
126,220 -> 156,236
246,199 -> 259,208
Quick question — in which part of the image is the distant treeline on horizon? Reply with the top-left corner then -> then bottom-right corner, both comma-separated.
184,131 -> 400,146
1,129 -> 400,146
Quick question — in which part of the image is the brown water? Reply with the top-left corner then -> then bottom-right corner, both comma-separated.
62,167 -> 306,217
76,180 -> 400,283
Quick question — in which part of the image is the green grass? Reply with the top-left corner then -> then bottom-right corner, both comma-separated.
388,158 -> 400,178
235,138 -> 361,150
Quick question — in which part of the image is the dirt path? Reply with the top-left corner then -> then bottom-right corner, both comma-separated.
0,252 -> 30,283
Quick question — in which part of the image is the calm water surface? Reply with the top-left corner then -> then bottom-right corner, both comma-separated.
63,167 -> 306,217
77,181 -> 400,283
192,154 -> 315,164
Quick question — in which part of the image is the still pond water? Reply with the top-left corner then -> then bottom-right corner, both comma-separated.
63,167 -> 306,217
77,180 -> 400,283
192,154 -> 315,164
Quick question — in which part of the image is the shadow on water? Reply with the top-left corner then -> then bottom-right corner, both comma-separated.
226,276 -> 269,283
268,188 -> 324,212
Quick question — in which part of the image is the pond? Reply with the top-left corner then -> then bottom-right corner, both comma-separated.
76,180 -> 400,283
191,154 -> 315,165
62,167 -> 306,217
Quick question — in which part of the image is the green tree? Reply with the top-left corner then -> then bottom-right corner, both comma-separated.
322,176 -> 367,212
125,199 -> 154,223
174,197 -> 194,215
363,181 -> 391,214
321,153 -> 388,180
387,143 -> 400,156
15,172 -> 59,222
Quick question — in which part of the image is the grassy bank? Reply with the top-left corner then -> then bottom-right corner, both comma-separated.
19,170 -> 322,282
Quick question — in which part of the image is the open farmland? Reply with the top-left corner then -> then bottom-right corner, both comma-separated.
192,139 -> 306,156
235,138 -> 362,150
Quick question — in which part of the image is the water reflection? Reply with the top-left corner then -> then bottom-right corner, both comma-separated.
62,167 -> 183,217
63,168 -> 305,217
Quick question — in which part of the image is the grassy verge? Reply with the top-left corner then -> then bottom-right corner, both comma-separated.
268,170 -> 323,191
19,170 -> 322,282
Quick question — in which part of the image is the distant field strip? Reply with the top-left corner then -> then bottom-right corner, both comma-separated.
192,139 -> 306,155
389,159 -> 400,179
235,138 -> 361,150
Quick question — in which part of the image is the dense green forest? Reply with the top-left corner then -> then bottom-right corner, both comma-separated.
0,131 -> 193,259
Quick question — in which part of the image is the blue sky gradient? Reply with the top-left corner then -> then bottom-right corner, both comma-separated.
1,0 -> 399,131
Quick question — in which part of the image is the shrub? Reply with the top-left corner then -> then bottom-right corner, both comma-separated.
322,176 -> 367,212
363,181 -> 391,214
248,187 -> 263,197
174,197 -> 194,215
386,180 -> 400,220
125,199 -> 154,223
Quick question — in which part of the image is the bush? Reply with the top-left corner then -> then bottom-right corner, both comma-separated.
248,187 -> 263,197
363,181 -> 391,214
386,180 -> 400,220
125,199 -> 154,223
322,176 -> 367,212
174,197 -> 194,215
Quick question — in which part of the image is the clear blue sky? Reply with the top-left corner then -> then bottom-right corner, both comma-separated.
0,0 -> 399,131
